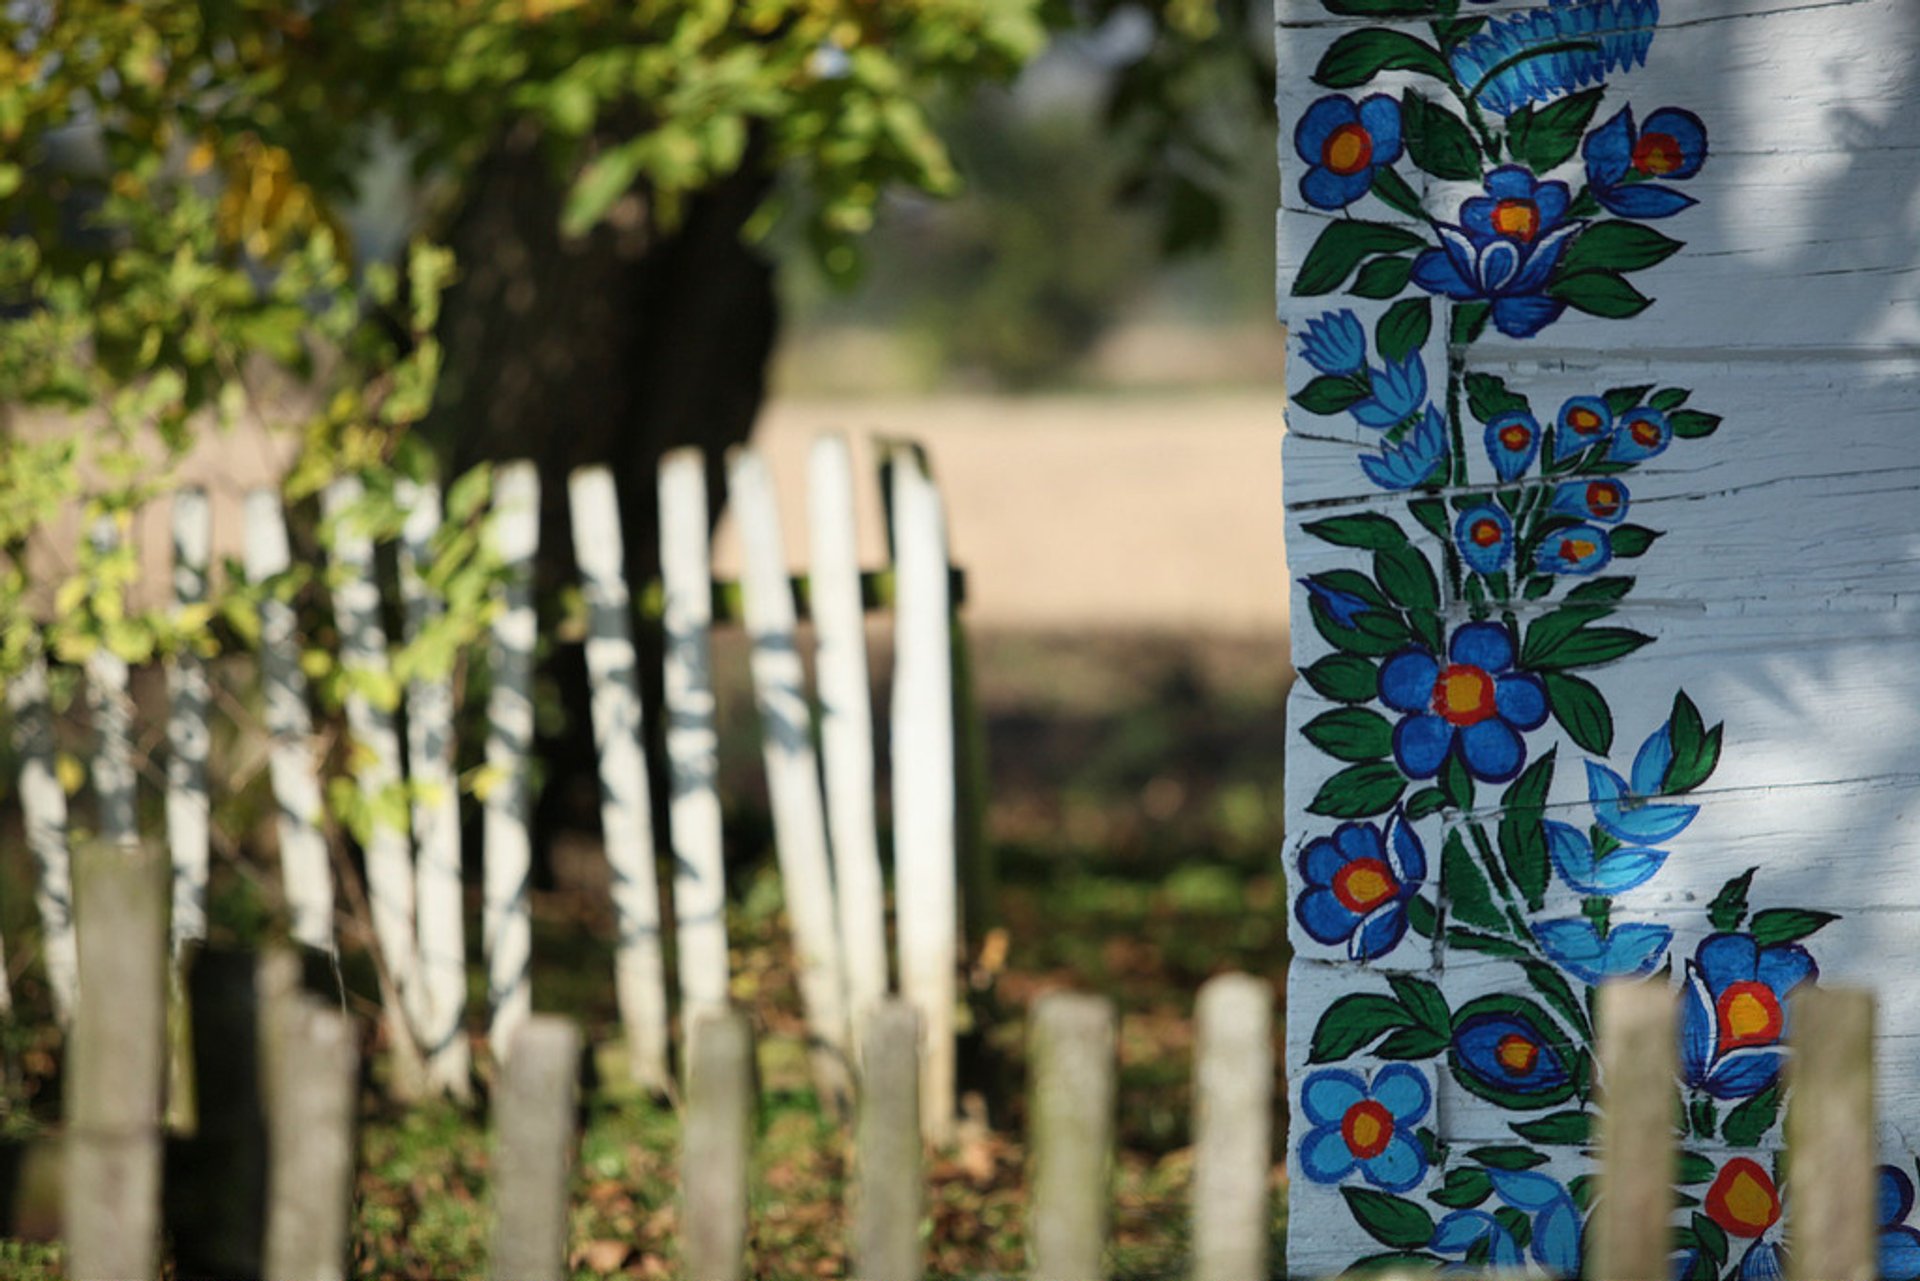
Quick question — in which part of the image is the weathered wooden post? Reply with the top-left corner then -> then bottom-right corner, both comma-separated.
64,842 -> 168,1281
1787,987 -> 1876,1281
1027,992 -> 1116,1281
1191,973 -> 1272,1281
9,649 -> 77,1024
263,989 -> 361,1281
1592,980 -> 1676,1281
166,485 -> 213,956
856,999 -> 923,1281
83,514 -> 139,850
681,1007 -> 755,1281
483,461 -> 539,1059
488,1016 -> 581,1281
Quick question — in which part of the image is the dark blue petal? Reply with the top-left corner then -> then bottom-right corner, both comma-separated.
1596,182 -> 1699,219
1532,180 -> 1572,231
1334,820 -> 1387,864
1490,294 -> 1566,339
1300,836 -> 1346,887
1297,886 -> 1362,945
1707,1048 -> 1784,1100
1882,1229 -> 1920,1281
1410,246 -> 1479,300
1880,1166 -> 1915,1230
1379,648 -> 1440,713
1358,93 -> 1404,163
1509,222 -> 1582,294
1495,673 -> 1548,730
1459,718 -> 1525,783
1478,239 -> 1523,294
1681,962 -> 1716,1087
1583,106 -> 1635,186
1755,942 -> 1817,998
1450,621 -> 1516,672
1301,165 -> 1374,211
1352,904 -> 1410,959
1295,95 -> 1359,165
1394,714 -> 1454,779
1696,932 -> 1761,991
1739,1241 -> 1786,1281
1485,165 -> 1535,201
1462,196 -> 1499,241
1642,107 -> 1708,178
1388,813 -> 1429,885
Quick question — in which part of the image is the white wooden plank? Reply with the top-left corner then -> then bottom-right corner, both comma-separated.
565,465 -> 671,1093
9,652 -> 78,1023
394,476 -> 472,1097
807,435 -> 891,1049
321,478 -> 423,1053
729,447 -> 853,1102
659,449 -> 730,1016
84,516 -> 137,849
887,447 -> 957,1146
243,489 -> 336,956
483,461 -> 539,1060
165,488 -> 212,954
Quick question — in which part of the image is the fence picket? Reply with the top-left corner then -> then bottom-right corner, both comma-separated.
165,487 -> 212,954
731,447 -> 852,1107
888,447 -> 957,1144
1028,992 -> 1116,1281
322,478 -> 424,1077
483,461 -> 539,1060
488,1016 -> 580,1281
682,1007 -> 754,1281
1787,986 -> 1876,1281
1592,980 -> 1676,1281
263,990 -> 360,1281
395,476 -> 473,1097
9,651 -> 77,1024
659,449 -> 730,1015
84,516 -> 138,848
243,489 -> 336,956
64,842 -> 167,1281
856,999 -> 923,1281
1192,973 -> 1272,1281
807,435 -> 890,1048
566,465 -> 672,1093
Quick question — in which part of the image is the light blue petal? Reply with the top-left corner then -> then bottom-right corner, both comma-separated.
1371,1063 -> 1432,1126
1602,923 -> 1673,977
1587,760 -> 1699,843
1362,1131 -> 1427,1193
1488,1168 -> 1565,1212
1300,1068 -> 1367,1127
1298,1124 -> 1360,1184
1633,722 -> 1676,795
1432,1210 -> 1499,1254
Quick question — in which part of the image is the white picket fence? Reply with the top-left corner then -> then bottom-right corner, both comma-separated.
2,436 -> 964,1131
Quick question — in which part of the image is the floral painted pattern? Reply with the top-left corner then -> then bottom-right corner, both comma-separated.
1283,2 -> 1841,1276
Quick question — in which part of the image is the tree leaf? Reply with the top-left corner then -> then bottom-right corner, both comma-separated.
1388,973 -> 1452,1037
1295,221 -> 1431,296
1671,408 -> 1723,439
1608,524 -> 1662,558
1509,1109 -> 1591,1144
1530,626 -> 1654,671
1432,1166 -> 1496,1209
1499,751 -> 1555,910
1707,869 -> 1757,932
1376,544 -> 1439,611
1467,1145 -> 1549,1171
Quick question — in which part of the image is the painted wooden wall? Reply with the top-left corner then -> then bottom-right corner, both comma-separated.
1277,2 -> 1920,1275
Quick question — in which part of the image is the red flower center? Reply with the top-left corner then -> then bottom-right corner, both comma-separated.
1469,518 -> 1504,549
1432,663 -> 1497,727
1586,482 -> 1623,519
1495,1033 -> 1540,1077
1629,415 -> 1663,447
1333,857 -> 1399,913
1323,123 -> 1374,176
1491,198 -> 1540,243
1705,1157 -> 1781,1238
1633,131 -> 1684,176
1555,536 -> 1599,566
1498,423 -> 1533,451
1341,1099 -> 1395,1159
1566,406 -> 1605,437
1716,980 -> 1784,1052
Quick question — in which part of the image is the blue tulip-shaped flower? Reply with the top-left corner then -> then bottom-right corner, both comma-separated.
1378,621 -> 1547,783
1587,721 -> 1699,844
1531,917 -> 1672,985
1455,505 -> 1514,575
1484,410 -> 1541,482
1681,932 -> 1818,1099
1554,395 -> 1614,462
1550,479 -> 1629,525
1535,523 -> 1614,576
1611,405 -> 1673,463
1299,310 -> 1367,377
1361,405 -> 1449,491
1585,105 -> 1708,218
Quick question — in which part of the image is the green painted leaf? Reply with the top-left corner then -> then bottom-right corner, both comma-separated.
1467,1145 -> 1550,1171
1564,577 -> 1634,604
1510,1109 -> 1591,1144
1375,543 -> 1439,611
1531,626 -> 1655,671
1303,654 -> 1380,703
1447,927 -> 1529,958
1294,374 -> 1372,416
1522,959 -> 1592,1040
1721,1083 -> 1782,1147
1294,221 -> 1430,296
1609,524 -> 1662,558
1309,761 -> 1409,818
1311,993 -> 1415,1062
1603,384 -> 1656,416
1543,671 -> 1613,754
1305,707 -> 1395,761
1499,751 -> 1555,910
1341,1188 -> 1438,1251
1748,908 -> 1839,946
1707,869 -> 1757,932
1549,270 -> 1653,319
1671,408 -> 1723,439
1407,497 -> 1451,542
1667,691 -> 1722,792
1650,386 -> 1692,412
1407,895 -> 1439,939
1521,606 -> 1614,666
1312,600 -> 1413,657
1678,1152 -> 1717,1185
1450,301 -> 1491,345
1405,786 -> 1448,820
1464,371 -> 1530,424
1693,1212 -> 1731,1268
1377,297 -> 1433,364
1325,0 -> 1445,13
1401,90 -> 1482,181
1376,1025 -> 1452,1059
1389,974 -> 1452,1037
1443,830 -> 1503,931
1305,512 -> 1411,550
1440,752 -> 1474,813
1506,88 -> 1604,172
1315,29 -> 1452,89
1432,1166 -> 1496,1209
1351,254 -> 1416,298
1370,167 -> 1426,219
1557,220 -> 1684,276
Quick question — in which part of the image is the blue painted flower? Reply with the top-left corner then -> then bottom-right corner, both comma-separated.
1432,1170 -> 1582,1274
1295,814 -> 1428,961
1531,918 -> 1672,984
1554,395 -> 1614,462
1586,105 -> 1709,218
1587,721 -> 1699,844
1545,819 -> 1668,895
1411,167 -> 1583,339
1448,0 -> 1659,117
1484,410 -> 1541,482
1451,1007 -> 1575,1104
1879,1166 -> 1920,1281
1611,405 -> 1673,463
1550,478 -> 1629,525
1352,353 -> 1428,429
1454,505 -> 1513,575
1534,522 -> 1613,575
1362,404 -> 1448,491
1378,621 -> 1547,783
1302,574 -> 1374,629
1299,310 -> 1367,377
1681,933 -> 1818,1099
1296,1065 -> 1431,1192
1295,94 -> 1403,210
